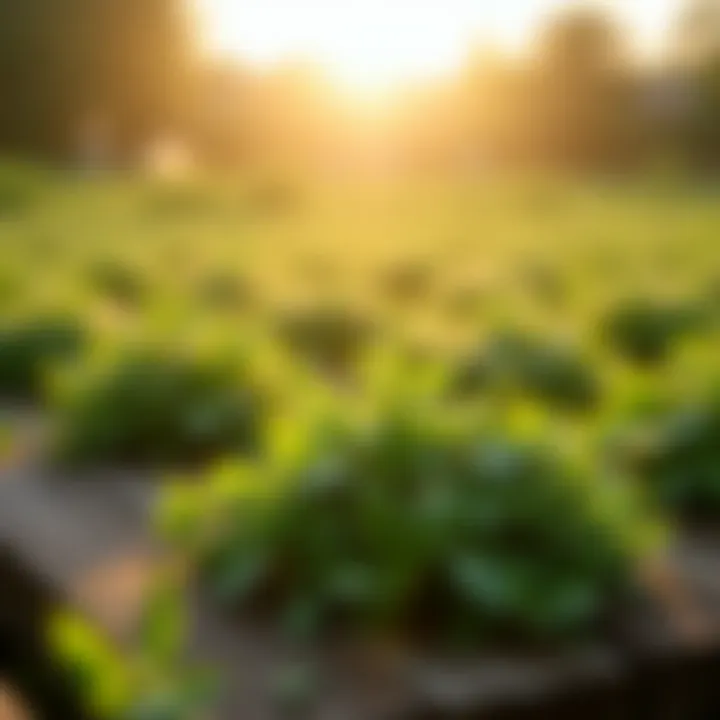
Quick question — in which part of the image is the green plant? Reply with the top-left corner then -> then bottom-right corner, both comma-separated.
276,306 -> 374,377
54,349 -> 262,466
452,331 -> 601,412
168,401 -> 656,647
614,390 -> 720,519
602,299 -> 703,366
89,260 -> 148,309
0,314 -> 87,402
50,584 -> 217,720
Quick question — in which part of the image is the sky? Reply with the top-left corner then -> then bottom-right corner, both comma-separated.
199,0 -> 681,88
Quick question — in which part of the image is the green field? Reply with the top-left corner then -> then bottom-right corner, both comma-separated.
3,176 -> 718,344
2,173 -> 718,401
2,170 -> 720,673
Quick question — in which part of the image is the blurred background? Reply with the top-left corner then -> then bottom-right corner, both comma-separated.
0,0 -> 718,178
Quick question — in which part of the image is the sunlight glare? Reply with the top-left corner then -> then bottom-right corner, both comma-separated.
202,1 -> 480,91
201,0 -> 679,92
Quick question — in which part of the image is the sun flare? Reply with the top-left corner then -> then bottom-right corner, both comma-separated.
202,0 -> 488,92
201,0 -> 678,92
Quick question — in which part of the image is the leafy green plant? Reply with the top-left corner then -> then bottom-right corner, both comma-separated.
452,331 -> 601,412
601,299 -> 703,366
276,306 -> 374,377
89,260 -> 148,309
169,402 -> 656,647
50,584 -> 217,720
613,390 -> 720,520
54,349 -> 262,466
0,315 -> 87,402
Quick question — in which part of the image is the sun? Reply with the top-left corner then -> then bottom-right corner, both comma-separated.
200,0 -> 678,92
200,0 -> 473,92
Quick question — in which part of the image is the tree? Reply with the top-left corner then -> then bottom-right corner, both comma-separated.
671,0 -> 720,169
0,0 -> 191,161
528,7 -> 637,171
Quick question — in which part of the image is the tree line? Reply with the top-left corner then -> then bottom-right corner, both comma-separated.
0,0 -> 189,160
0,0 -> 719,174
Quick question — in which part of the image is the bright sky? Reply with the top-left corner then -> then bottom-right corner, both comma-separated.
200,0 -> 680,89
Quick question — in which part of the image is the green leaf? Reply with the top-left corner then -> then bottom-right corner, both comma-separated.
139,585 -> 185,667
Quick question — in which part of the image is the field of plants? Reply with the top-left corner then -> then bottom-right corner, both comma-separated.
1,164 -> 720,717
